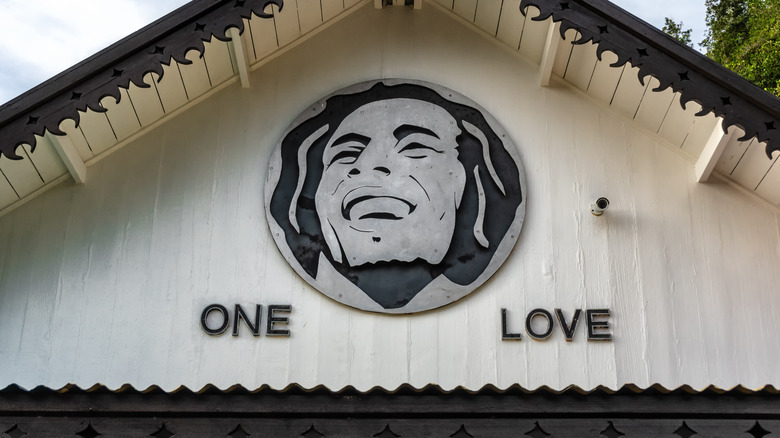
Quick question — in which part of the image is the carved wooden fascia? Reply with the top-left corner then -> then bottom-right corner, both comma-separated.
520,0 -> 780,159
0,0 -> 283,160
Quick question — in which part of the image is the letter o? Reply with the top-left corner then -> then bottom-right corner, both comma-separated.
525,308 -> 554,340
201,304 -> 229,335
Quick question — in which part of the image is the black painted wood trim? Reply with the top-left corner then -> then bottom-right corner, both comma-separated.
1,386 -> 779,437
2,385 -> 779,416
520,0 -> 780,158
0,0 -> 282,160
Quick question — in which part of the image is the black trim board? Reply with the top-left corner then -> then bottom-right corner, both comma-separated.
1,386 -> 779,437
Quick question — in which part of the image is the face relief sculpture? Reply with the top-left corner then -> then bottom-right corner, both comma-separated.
266,80 -> 526,314
315,99 -> 467,267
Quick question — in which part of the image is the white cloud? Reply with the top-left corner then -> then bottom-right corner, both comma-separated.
0,0 -> 189,104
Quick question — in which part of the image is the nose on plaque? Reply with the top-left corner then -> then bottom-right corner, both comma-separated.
374,166 -> 391,175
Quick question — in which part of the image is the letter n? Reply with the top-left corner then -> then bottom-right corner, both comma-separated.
233,304 -> 262,337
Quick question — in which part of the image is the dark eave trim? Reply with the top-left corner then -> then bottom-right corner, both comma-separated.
2,0 -> 779,161
2,384 -> 779,437
520,0 -> 780,158
0,0 -> 282,160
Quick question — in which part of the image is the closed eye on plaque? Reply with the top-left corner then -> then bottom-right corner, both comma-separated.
399,142 -> 443,159
329,148 -> 364,166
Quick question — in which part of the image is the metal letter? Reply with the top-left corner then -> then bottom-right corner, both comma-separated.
501,308 -> 523,340
555,308 -> 582,341
586,309 -> 612,341
201,304 -> 229,336
266,304 -> 292,337
233,304 -> 262,337
525,308 -> 554,341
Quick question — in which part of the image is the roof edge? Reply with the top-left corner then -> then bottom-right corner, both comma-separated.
0,0 -> 283,160
520,0 -> 780,158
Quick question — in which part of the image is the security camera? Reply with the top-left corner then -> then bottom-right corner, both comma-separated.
591,197 -> 610,216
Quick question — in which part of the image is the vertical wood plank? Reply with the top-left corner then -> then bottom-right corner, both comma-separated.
729,140 -> 776,190
657,94 -> 698,148
598,117 -> 650,389
517,11 -> 550,64
714,130 -> 750,175
274,0 -> 302,46
126,73 -> 165,127
297,0 -> 323,34
408,312 -> 439,388
755,159 -> 780,206
155,64 -> 189,114
101,88 -> 142,141
585,51 -> 623,105
453,0 -> 478,22
437,303 -> 469,390
609,66 -> 648,119
563,41 -> 598,91
321,0 -> 344,21
0,171 -> 19,207
23,139 -> 67,183
474,0 -> 503,35
551,30 -> 577,79
249,11 -> 279,62
633,77 -> 675,133
203,36 -> 235,86
78,108 -> 117,155
371,315 -> 411,390
178,49 -> 212,100
496,0 -> 525,48
0,194 -> 42,381
624,130 -> 683,388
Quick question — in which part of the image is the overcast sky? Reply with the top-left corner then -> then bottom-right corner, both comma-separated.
0,0 -> 707,106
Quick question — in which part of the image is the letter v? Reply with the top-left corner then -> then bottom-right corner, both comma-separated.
555,309 -> 582,341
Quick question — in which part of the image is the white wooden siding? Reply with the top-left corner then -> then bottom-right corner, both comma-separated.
1,2 -> 780,394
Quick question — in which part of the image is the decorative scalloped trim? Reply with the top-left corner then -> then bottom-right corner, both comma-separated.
0,0 -> 282,160
519,0 -> 780,158
2,382 -> 778,395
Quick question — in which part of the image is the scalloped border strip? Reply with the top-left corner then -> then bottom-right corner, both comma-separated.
2,382 -> 778,395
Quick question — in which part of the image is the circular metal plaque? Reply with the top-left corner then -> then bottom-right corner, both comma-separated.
265,79 -> 526,314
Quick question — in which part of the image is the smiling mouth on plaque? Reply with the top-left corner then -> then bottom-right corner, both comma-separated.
342,196 -> 416,220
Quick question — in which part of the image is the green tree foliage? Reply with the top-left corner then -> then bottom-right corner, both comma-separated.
662,18 -> 693,46
701,0 -> 780,97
